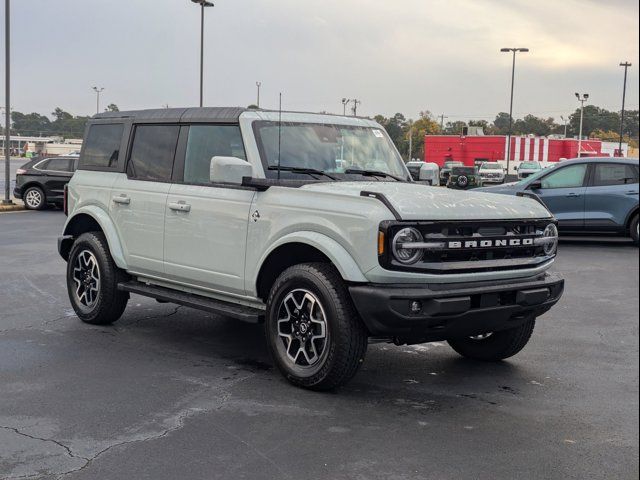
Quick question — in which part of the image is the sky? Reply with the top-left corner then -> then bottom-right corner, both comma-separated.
2,0 -> 639,122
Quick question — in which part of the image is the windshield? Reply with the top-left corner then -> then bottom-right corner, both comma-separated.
520,162 -> 541,169
252,121 -> 408,180
480,162 -> 501,169
517,163 -> 556,184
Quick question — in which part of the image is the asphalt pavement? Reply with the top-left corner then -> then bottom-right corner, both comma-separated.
0,210 -> 638,480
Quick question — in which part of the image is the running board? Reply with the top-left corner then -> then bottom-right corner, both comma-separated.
117,281 -> 264,324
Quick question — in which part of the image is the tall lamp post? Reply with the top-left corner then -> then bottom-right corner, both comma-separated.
575,93 -> 589,157
3,0 -> 12,205
500,47 -> 529,175
560,115 -> 568,137
341,98 -> 351,116
191,0 -> 214,108
618,61 -> 632,156
92,87 -> 104,114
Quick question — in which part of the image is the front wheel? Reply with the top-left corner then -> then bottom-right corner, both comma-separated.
265,263 -> 368,391
67,232 -> 129,325
447,317 -> 536,361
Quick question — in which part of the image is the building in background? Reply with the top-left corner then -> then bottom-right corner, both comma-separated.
0,135 -> 82,157
423,131 -> 627,174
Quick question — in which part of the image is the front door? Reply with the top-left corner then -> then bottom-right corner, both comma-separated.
530,163 -> 588,230
110,124 -> 180,276
163,124 -> 255,296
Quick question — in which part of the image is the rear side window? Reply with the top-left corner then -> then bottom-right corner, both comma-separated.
127,125 -> 180,182
593,163 -> 638,186
541,164 -> 587,189
45,158 -> 73,172
183,125 -> 246,184
81,124 -> 124,168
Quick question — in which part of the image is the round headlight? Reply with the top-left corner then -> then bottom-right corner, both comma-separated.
542,223 -> 558,256
392,227 -> 423,264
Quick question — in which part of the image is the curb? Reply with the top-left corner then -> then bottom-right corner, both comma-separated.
0,202 -> 25,212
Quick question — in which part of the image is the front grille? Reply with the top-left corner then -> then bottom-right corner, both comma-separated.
381,219 -> 555,274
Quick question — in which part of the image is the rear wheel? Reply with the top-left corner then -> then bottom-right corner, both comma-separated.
265,263 -> 368,391
447,317 -> 536,361
67,232 -> 129,325
24,186 -> 46,210
630,214 -> 639,246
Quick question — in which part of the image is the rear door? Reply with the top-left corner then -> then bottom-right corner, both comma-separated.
163,124 -> 255,296
530,163 -> 588,230
40,157 -> 74,201
110,124 -> 180,276
584,163 -> 639,231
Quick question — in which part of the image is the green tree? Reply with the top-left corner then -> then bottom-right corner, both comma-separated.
11,111 -> 51,136
569,105 -> 619,138
105,104 -> 120,112
443,120 -> 467,135
492,112 -> 512,135
513,115 -> 556,136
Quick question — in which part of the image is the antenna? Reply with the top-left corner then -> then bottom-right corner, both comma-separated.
277,93 -> 282,181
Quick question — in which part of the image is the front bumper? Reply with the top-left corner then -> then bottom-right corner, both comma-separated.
349,272 -> 564,344
13,186 -> 23,199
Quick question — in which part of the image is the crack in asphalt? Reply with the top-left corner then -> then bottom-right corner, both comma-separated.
1,373 -> 255,480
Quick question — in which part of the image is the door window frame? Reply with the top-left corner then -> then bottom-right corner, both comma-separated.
587,162 -> 639,187
536,163 -> 590,190
171,123 -> 252,190
124,123 -> 181,184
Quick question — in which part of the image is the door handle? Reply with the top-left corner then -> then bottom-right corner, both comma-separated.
168,201 -> 191,212
566,193 -> 581,198
112,195 -> 130,205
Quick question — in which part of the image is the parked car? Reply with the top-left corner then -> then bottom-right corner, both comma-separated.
59,107 -> 564,390
406,161 -> 439,185
517,161 -> 542,179
439,160 -> 464,185
14,156 -> 78,210
477,157 -> 639,244
446,166 -> 483,190
479,162 -> 506,184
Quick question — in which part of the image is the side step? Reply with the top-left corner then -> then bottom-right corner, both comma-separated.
117,281 -> 264,324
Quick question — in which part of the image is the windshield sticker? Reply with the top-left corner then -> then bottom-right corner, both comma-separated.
372,129 -> 384,138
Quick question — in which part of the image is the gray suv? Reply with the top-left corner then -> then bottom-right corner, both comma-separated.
478,158 -> 639,244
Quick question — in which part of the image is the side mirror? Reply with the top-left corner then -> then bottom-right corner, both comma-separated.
528,180 -> 542,190
210,156 -> 253,185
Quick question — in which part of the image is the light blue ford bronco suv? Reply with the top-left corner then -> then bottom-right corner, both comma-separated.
59,107 -> 564,390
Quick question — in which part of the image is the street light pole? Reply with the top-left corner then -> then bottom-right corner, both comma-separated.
560,115 -> 568,137
3,0 -> 12,205
191,0 -> 214,107
341,98 -> 350,116
618,61 -> 631,156
92,87 -> 104,114
500,47 -> 529,175
575,93 -> 589,157
256,82 -> 261,107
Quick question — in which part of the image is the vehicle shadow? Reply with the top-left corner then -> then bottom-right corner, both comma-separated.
109,303 -> 530,396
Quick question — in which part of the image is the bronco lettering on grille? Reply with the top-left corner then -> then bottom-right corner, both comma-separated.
448,238 -> 534,249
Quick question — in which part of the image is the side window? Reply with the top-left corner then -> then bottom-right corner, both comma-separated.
45,158 -> 72,172
81,124 -> 124,168
593,163 -> 638,186
541,164 -> 587,189
127,125 -> 180,182
183,125 -> 246,184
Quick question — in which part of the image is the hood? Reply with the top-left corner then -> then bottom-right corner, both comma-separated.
299,181 -> 550,221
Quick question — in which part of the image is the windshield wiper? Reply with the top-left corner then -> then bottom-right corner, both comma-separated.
268,166 -> 338,181
344,168 -> 405,182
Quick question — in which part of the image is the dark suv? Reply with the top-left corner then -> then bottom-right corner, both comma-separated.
446,166 -> 482,190
14,156 -> 77,210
